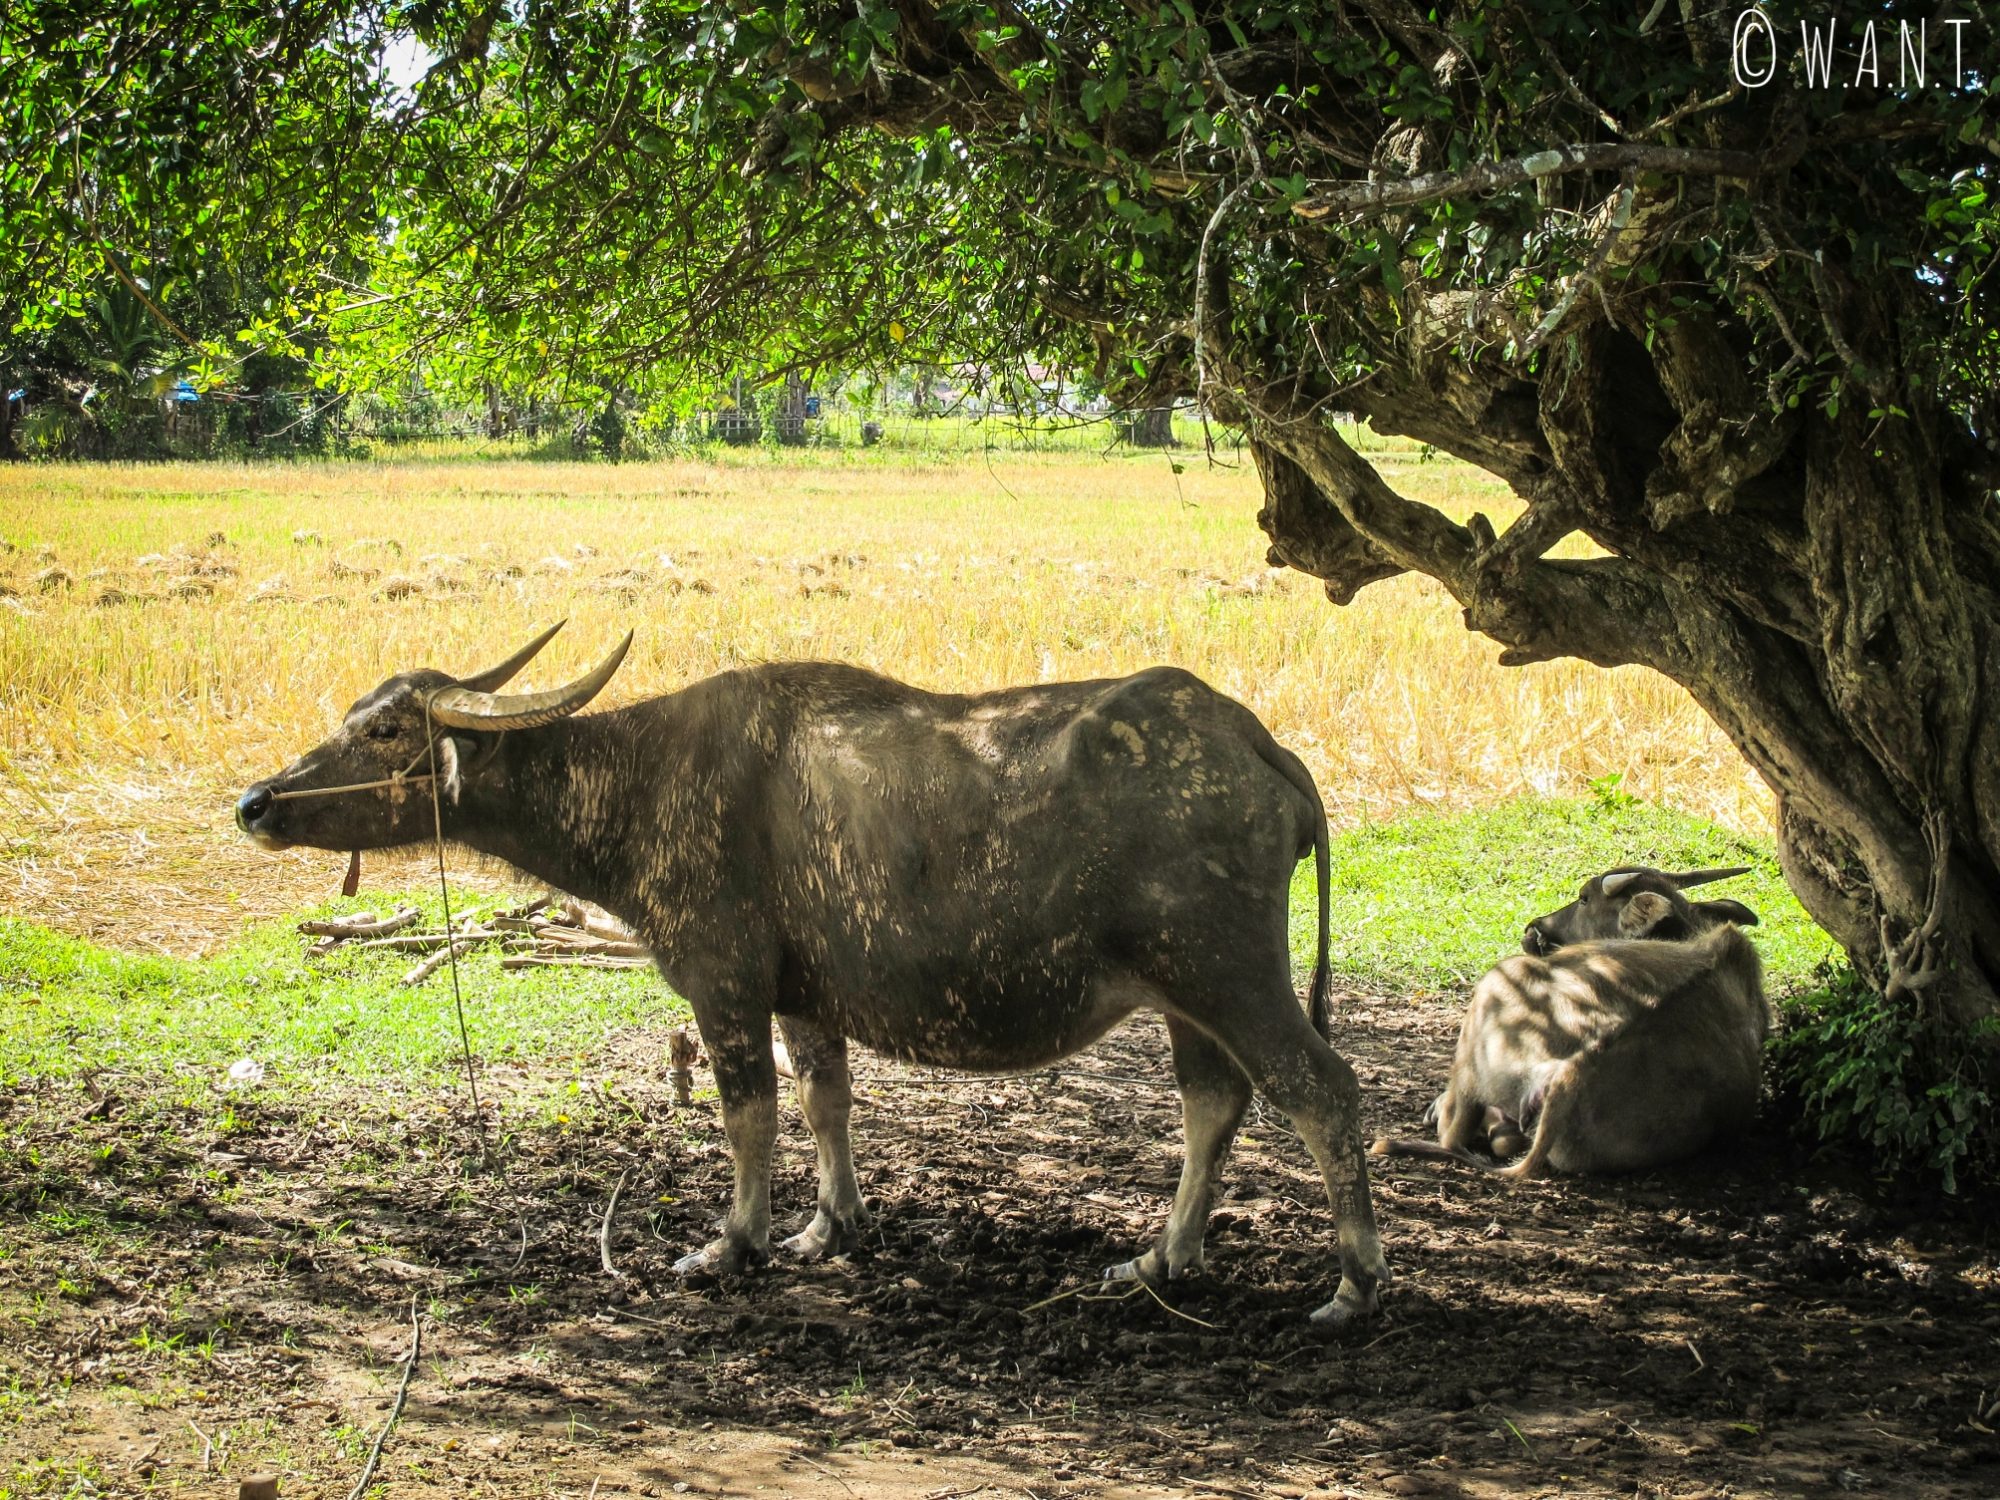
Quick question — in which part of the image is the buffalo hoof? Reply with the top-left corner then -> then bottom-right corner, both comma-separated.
1103,1256 -> 1156,1285
673,1236 -> 765,1278
1309,1256 -> 1393,1328
1103,1248 -> 1202,1285
781,1207 -> 867,1261
1308,1287 -> 1377,1328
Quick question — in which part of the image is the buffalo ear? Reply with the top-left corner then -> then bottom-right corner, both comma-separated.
1618,890 -> 1675,937
434,734 -> 493,805
1698,898 -> 1759,927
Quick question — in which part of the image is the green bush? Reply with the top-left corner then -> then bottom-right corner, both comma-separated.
1770,964 -> 2000,1194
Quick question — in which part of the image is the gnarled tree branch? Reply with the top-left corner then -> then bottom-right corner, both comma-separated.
1293,142 -> 1762,220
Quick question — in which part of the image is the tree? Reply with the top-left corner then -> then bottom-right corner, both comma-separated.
4,4 -> 1997,1124
1122,407 -> 1178,448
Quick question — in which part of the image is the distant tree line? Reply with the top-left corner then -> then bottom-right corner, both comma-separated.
3,324 -> 1181,460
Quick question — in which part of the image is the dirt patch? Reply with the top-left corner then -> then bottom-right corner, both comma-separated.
3,998 -> 1996,1498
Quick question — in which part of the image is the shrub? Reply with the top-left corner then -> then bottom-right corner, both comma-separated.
1770,964 -> 2000,1194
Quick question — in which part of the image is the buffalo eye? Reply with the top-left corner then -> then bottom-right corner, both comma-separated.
364,718 -> 405,742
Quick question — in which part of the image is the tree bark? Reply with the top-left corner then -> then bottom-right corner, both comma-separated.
1126,406 -> 1176,447
1244,338 -> 2000,1032
776,370 -> 808,444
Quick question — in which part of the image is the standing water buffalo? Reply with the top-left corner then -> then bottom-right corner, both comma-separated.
236,625 -> 1390,1324
1373,866 -> 1768,1178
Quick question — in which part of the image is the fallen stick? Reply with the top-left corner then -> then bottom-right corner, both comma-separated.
600,1167 -> 630,1278
587,941 -> 651,959
299,906 -> 421,939
531,919 -> 612,942
345,1294 -> 420,1500
564,901 -> 636,943
501,953 -> 651,971
358,929 -> 500,953
402,937 -> 486,987
534,932 -> 650,958
301,910 -> 374,937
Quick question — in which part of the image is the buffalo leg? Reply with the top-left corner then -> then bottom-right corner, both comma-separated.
1107,1016 -> 1251,1284
1497,1065 -> 1577,1179
775,1017 -> 869,1259
673,999 -> 779,1276
1435,1086 -> 1485,1155
1208,990 -> 1389,1326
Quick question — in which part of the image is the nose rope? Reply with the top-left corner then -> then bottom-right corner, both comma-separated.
250,707 -> 493,1170
424,694 -> 490,1161
265,743 -> 441,801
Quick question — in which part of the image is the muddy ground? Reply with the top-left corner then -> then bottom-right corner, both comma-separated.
4,992 -> 1997,1499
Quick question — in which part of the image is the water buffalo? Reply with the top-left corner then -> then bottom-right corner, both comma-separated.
1373,866 -> 1768,1178
236,625 -> 1390,1324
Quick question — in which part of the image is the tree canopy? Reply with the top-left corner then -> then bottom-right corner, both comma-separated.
12,3 -> 1987,414
6,1 -> 2000,1176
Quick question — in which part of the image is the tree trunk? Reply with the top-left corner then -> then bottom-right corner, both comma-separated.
1128,406 -> 1176,447
0,385 -> 20,461
775,371 -> 808,444
1239,342 -> 2000,1033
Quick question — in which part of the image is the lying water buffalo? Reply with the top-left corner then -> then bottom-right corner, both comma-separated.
1373,866 -> 1768,1178
237,625 -> 1390,1324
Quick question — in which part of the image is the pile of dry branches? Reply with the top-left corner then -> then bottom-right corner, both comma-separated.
298,897 -> 651,986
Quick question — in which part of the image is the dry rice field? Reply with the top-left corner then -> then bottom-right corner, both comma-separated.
0,448 -> 1769,953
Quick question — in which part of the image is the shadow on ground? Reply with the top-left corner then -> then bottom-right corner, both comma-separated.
3,997 -> 1997,1498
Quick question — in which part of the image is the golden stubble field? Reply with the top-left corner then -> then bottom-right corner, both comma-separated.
0,447 -> 1771,953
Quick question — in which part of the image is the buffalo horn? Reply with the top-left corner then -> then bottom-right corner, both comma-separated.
1598,870 -> 1643,897
1666,865 -> 1752,889
426,632 -> 633,730
455,620 -> 566,693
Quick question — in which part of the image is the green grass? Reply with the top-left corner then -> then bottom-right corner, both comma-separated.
0,889 -> 674,1087
0,795 -> 1834,1092
1293,793 -> 1833,994
0,1454 -> 112,1500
